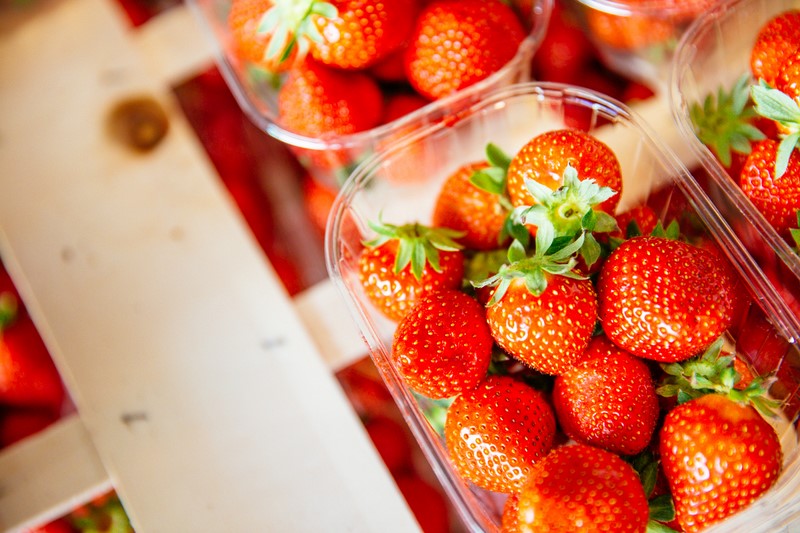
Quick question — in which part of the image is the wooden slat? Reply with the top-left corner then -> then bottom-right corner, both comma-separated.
0,0 -> 419,530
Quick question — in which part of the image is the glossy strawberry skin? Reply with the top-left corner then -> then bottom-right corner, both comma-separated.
444,375 -> 556,493
432,161 -> 509,251
598,236 -> 736,363
750,10 -> 800,87
486,275 -> 597,376
228,0 -> 297,72
659,394 -> 783,533
739,139 -> 800,238
0,317 -> 65,412
404,0 -> 526,100
277,59 -> 383,137
310,0 -> 417,70
358,240 -> 464,322
515,443 -> 650,532
391,289 -> 493,399
553,335 -> 659,456
506,129 -> 622,216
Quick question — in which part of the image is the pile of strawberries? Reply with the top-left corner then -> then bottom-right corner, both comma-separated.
692,8 -> 800,250
226,0 -> 534,139
352,128 -> 789,532
0,263 -> 67,450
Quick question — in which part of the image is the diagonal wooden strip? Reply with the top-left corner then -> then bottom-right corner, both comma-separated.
0,0 -> 420,531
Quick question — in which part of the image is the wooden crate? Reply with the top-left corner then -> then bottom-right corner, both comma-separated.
0,1 -> 417,530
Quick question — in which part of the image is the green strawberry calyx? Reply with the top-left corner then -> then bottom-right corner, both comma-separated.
469,143 -> 531,247
657,336 -> 781,419
751,79 -> 800,178
0,291 -> 18,332
691,73 -> 765,169
473,226 -> 586,306
627,452 -> 679,533
513,164 -> 618,268
258,0 -> 338,64
363,217 -> 464,281
791,210 -> 800,252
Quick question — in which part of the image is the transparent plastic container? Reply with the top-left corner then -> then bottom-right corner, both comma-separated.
565,0 -> 716,90
670,0 -> 800,344
186,0 -> 553,190
325,82 -> 800,532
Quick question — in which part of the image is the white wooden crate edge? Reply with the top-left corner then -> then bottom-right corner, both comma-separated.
0,1 -> 418,531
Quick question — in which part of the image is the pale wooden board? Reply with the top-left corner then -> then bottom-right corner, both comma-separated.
0,415 -> 112,531
0,0 -> 420,531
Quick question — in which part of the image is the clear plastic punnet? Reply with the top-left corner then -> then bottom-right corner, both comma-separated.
566,0 -> 716,91
670,0 -> 800,348
186,0 -> 554,190
326,82 -> 800,532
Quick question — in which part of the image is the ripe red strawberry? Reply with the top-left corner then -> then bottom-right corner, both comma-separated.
659,394 -> 782,532
404,0 -> 526,100
381,91 -> 429,124
0,406 -> 59,448
750,9 -> 800,87
513,444 -> 650,532
477,233 -> 598,376
500,493 -> 521,533
610,204 -> 658,240
444,374 -> 556,493
391,289 -> 493,398
597,236 -> 737,363
310,0 -> 417,70
553,335 -> 659,456
394,474 -> 451,533
363,414 -> 413,474
506,129 -> 622,218
0,314 -> 65,412
358,219 -> 464,322
432,161 -> 510,251
228,0 -> 299,72
584,10 -> 674,51
277,59 -> 383,137
739,138 -> 800,238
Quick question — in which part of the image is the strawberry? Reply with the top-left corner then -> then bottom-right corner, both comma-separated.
597,235 -> 737,363
381,91 -> 429,124
476,232 -> 598,376
0,406 -> 60,448
277,59 -> 383,137
394,474 -> 451,533
513,443 -> 650,532
553,335 -> 659,456
500,493 -> 521,533
659,393 -> 782,532
506,129 -> 622,220
444,374 -> 556,493
610,204 -> 658,240
584,10 -> 674,51
363,414 -> 413,474
404,0 -> 526,100
309,0 -> 417,70
358,219 -> 464,322
738,138 -> 800,238
750,9 -> 800,87
391,289 -> 493,398
532,1 -> 593,84
227,0 -> 299,72
0,311 -> 65,413
432,158 -> 511,251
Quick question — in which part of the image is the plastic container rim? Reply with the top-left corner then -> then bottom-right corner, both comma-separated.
186,0 -> 555,152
